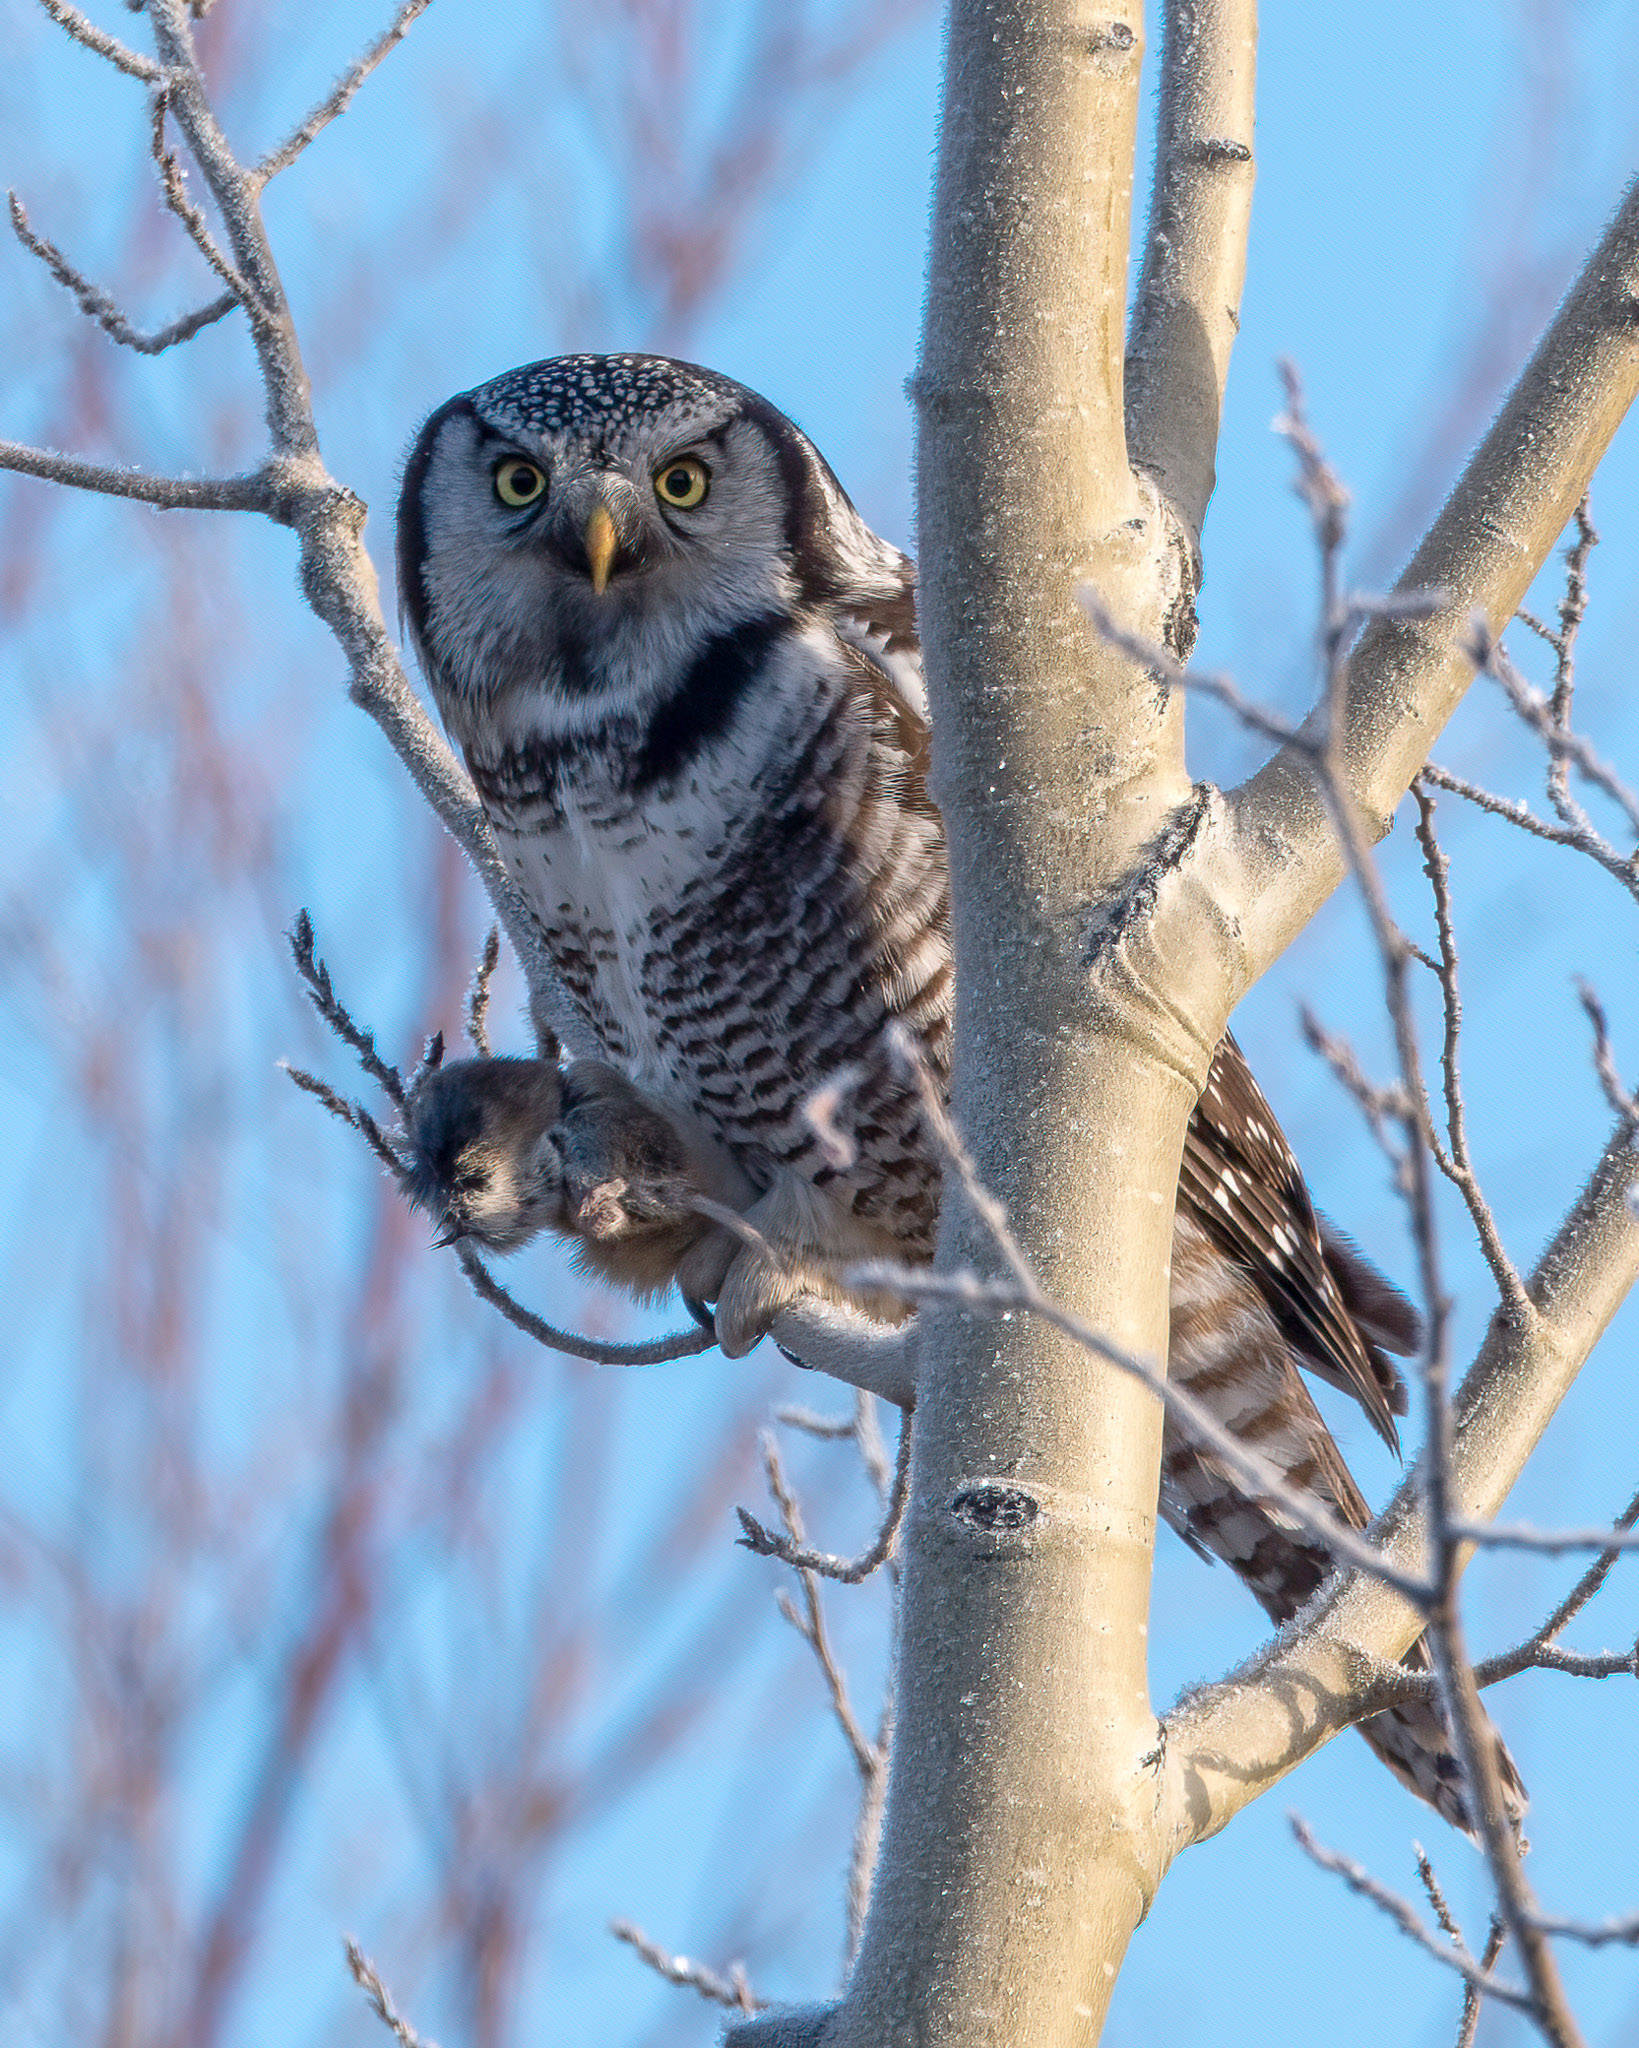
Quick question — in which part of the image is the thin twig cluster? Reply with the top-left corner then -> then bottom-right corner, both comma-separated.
283,909 -> 713,1370
745,1398 -> 900,1959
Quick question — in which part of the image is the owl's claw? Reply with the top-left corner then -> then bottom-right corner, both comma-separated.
681,1292 -> 717,1334
672,1222 -> 808,1356
672,1175 -> 904,1358
711,1249 -> 817,1359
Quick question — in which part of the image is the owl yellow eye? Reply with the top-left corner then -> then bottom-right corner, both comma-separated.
494,458 -> 546,508
653,456 -> 710,510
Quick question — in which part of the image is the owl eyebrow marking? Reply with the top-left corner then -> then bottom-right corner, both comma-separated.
475,425 -> 543,462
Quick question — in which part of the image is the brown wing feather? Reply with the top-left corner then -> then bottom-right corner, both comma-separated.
1185,1033 -> 1414,1452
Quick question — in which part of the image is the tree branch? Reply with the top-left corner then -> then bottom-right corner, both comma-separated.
34,0 -> 160,80
1125,0 -> 1258,552
8,191 -> 239,355
1290,1821 -> 1531,2013
737,1413 -> 911,1584
255,0 -> 434,183
817,7 -> 1195,2044
0,440 -> 269,510
1210,178 -> 1639,995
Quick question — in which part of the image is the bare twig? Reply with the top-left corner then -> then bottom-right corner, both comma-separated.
256,0 -> 434,182
1417,1842 -> 1464,1947
1415,1841 -> 1511,2047
345,1939 -> 441,2048
1533,1483 -> 1639,1640
1459,1920 -> 1509,2048
1476,1642 -> 1638,1686
1469,621 -> 1639,842
1420,763 -> 1639,908
0,440 -> 269,510
1546,501 -> 1598,817
1574,982 -> 1639,1127
749,1390 -> 899,1957
737,1411 -> 911,1584
1529,1910 -> 1639,1949
1274,360 -> 1351,673
288,911 -> 407,1108
774,1577 -> 881,1783
610,1919 -> 763,2014
34,0 -> 160,79
1411,782 -> 1531,1314
453,1244 -> 715,1369
756,1434 -> 883,1780
1451,1520 -> 1639,1556
280,1062 -> 406,1178
466,925 -> 501,1057
8,193 -> 238,355
1290,1819 -> 1531,2012
1298,1008 -> 1414,1175
1466,1487 -> 1639,1690
774,1406 -> 859,1441
1418,1838 -> 1510,2048
149,87 -> 260,313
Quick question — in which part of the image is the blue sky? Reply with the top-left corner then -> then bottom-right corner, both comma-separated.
3,3 -> 1639,2044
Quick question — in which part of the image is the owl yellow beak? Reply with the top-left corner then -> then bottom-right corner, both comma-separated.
584,503 -> 618,595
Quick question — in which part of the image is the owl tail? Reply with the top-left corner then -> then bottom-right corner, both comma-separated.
1159,1378 -> 1528,1837
1358,1636 -> 1528,1841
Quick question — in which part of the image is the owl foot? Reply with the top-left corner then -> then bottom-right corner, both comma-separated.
672,1229 -> 823,1359
672,1171 -> 913,1359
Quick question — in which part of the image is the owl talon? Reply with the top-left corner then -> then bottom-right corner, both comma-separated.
681,1293 -> 717,1334
711,1247 -> 813,1359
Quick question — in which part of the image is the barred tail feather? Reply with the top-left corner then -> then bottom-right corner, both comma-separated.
1360,1639 -> 1528,1840
1166,1209 -> 1528,1837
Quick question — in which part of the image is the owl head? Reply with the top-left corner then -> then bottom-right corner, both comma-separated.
397,353 -> 906,725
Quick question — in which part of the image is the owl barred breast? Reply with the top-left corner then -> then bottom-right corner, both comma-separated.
398,353 -> 1523,1833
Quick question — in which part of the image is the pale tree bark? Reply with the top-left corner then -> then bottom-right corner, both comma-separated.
728,4 -> 1639,2044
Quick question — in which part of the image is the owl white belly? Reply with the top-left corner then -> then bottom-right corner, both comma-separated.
500,775 -> 734,1109
471,649 -> 947,1248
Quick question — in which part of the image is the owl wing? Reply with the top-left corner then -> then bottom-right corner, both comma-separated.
833,550 -> 929,728
1182,1032 -> 1416,1452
